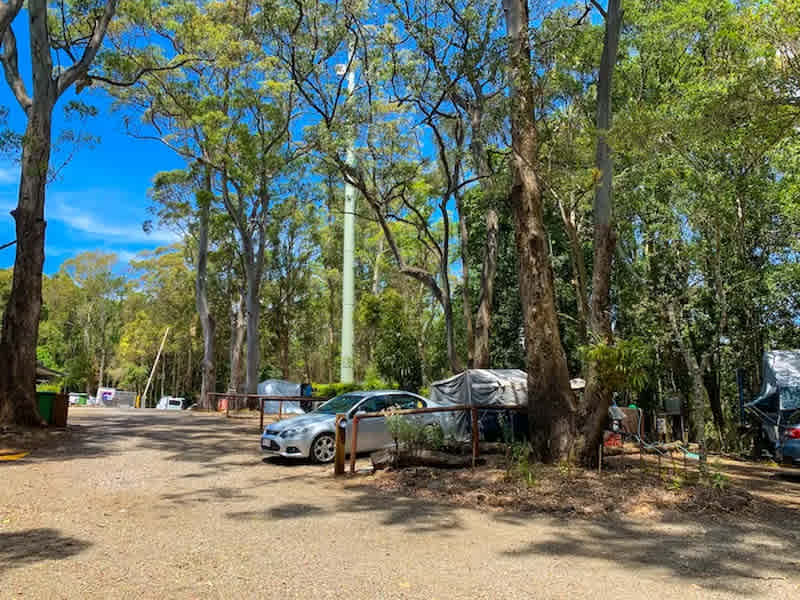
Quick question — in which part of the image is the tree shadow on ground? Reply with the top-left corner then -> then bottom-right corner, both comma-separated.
498,511 -> 799,596
0,529 -> 91,575
228,503 -> 328,521
225,487 -> 464,535
13,410 -> 262,469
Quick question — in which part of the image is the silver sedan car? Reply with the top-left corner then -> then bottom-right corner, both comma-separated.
260,390 -> 440,463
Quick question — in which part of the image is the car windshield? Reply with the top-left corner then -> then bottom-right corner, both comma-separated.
315,393 -> 365,414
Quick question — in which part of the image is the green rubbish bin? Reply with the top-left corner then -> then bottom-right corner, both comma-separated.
37,391 -> 57,425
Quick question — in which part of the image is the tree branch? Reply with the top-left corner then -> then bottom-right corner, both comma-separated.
0,26 -> 31,112
56,0 -> 119,97
589,0 -> 607,19
87,58 -> 209,89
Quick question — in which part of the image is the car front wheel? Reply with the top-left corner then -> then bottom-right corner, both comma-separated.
310,433 -> 336,464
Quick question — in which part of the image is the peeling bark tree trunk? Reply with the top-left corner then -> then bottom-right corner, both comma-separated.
579,0 -> 623,465
196,175 -> 216,409
503,0 -> 576,462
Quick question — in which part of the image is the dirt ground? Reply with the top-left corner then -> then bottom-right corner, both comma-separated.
2,408 -> 800,600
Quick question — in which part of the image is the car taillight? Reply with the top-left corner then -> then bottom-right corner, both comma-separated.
787,427 -> 800,439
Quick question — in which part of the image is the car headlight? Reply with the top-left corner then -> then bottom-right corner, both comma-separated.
280,427 -> 310,438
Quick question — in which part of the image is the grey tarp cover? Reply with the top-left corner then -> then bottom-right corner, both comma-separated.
746,351 -> 800,412
430,369 -> 528,440
257,379 -> 304,414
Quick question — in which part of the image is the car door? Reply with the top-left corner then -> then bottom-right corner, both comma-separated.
357,394 -> 429,451
353,396 -> 392,452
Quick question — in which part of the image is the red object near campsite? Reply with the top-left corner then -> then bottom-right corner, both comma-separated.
603,431 -> 623,448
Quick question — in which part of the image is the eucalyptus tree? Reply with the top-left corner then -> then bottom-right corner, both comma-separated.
385,0 -> 506,368
0,0 -> 120,425
265,0 -> 468,373
502,0 -> 578,460
149,167 -> 219,407
105,0 -> 301,395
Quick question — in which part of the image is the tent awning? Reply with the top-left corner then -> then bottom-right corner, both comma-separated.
746,351 -> 800,412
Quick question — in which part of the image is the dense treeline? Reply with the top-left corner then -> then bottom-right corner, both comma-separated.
0,0 -> 798,463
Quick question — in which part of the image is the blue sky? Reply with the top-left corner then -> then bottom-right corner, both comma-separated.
0,17 -> 185,274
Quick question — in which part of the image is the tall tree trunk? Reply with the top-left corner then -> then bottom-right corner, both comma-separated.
473,209 -> 498,368
97,346 -> 106,390
280,329 -> 290,379
668,301 -> 708,472
456,192 -> 475,368
503,0 -> 576,462
228,293 -> 246,393
172,350 -> 179,395
468,105 -> 499,369
0,106 -> 52,426
372,237 -> 383,296
185,329 -> 194,399
244,257 -> 261,394
439,235 -> 462,374
557,192 -> 589,343
579,0 -> 623,465
196,174 -> 216,409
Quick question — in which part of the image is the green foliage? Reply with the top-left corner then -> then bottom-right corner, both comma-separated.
372,291 -> 424,392
385,415 -> 445,452
706,462 -> 730,491
312,379 -> 396,398
580,338 -> 654,396
505,443 -> 538,488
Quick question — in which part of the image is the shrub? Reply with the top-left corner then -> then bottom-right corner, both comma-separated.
386,414 -> 445,452
312,379 -> 396,398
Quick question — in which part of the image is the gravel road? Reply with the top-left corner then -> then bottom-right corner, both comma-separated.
1,408 -> 799,599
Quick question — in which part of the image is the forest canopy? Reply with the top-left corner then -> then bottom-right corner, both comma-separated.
0,0 -> 798,460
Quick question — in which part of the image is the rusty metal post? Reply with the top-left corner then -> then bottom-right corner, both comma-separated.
334,414 -> 346,476
471,407 -> 479,467
349,416 -> 360,474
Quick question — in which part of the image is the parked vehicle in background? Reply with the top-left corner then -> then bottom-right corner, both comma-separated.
68,393 -> 89,405
156,396 -> 188,410
260,390 -> 441,463
776,410 -> 800,468
745,351 -> 800,466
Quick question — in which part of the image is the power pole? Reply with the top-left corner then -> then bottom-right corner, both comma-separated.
339,57 -> 356,383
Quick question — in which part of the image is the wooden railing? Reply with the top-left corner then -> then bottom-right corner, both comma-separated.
207,392 -> 327,430
334,404 -> 528,475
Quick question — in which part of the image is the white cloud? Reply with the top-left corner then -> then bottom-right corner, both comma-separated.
48,191 -> 180,245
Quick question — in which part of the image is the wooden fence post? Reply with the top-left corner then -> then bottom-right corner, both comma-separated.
334,414 -> 346,476
260,398 -> 264,431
